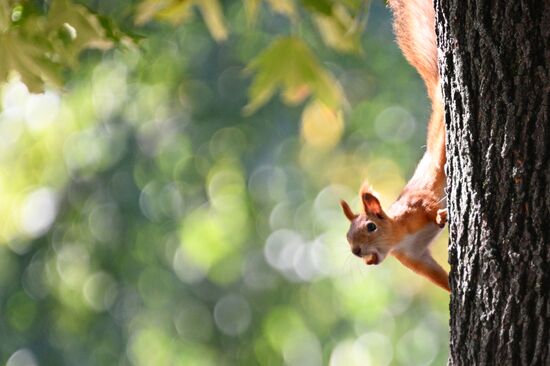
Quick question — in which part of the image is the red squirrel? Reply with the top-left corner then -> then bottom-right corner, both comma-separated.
340,0 -> 450,291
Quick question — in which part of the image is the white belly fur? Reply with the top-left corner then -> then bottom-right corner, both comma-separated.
392,224 -> 442,258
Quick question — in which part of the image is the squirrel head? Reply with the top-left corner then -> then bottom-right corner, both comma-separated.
340,184 -> 394,265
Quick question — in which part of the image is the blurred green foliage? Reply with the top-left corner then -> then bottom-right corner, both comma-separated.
0,0 -> 130,92
0,0 -> 449,365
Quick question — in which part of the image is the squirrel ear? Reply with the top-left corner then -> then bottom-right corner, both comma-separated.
361,192 -> 385,219
340,200 -> 358,221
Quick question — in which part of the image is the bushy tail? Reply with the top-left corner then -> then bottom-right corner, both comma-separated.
389,0 -> 445,168
388,0 -> 439,100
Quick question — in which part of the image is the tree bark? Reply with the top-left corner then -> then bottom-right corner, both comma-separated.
435,1 -> 550,365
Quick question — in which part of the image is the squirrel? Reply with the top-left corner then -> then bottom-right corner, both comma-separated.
340,0 -> 450,291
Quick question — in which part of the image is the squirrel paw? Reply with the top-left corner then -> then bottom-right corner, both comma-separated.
436,208 -> 448,228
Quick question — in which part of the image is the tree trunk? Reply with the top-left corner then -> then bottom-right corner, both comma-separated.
435,1 -> 550,365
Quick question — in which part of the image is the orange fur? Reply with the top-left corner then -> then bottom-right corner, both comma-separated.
341,0 -> 449,291
393,251 -> 450,291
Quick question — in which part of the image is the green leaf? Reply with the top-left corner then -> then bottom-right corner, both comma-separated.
0,0 -> 130,92
0,0 -> 10,31
244,36 -> 343,114
266,0 -> 297,20
136,0 -> 228,42
154,2 -> 194,26
135,0 -> 193,26
313,4 -> 362,53
97,15 -> 143,45
242,0 -> 261,27
0,30 -> 62,92
299,0 -> 333,15
47,0 -> 113,65
195,0 -> 228,41
339,0 -> 365,12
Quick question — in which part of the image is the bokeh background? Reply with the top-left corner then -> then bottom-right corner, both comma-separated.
0,0 -> 450,365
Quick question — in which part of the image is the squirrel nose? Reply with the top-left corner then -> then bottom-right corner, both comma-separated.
352,247 -> 362,257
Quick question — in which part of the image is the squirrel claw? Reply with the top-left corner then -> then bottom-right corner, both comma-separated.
436,208 -> 448,228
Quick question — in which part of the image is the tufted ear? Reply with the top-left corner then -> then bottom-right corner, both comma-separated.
340,200 -> 358,221
360,183 -> 385,219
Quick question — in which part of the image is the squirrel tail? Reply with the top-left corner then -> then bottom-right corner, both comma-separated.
388,0 -> 445,168
388,0 -> 439,100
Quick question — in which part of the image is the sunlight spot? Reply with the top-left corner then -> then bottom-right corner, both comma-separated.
374,106 -> 416,143
6,349 -> 37,366
248,165 -> 287,204
92,61 -> 128,119
20,187 -> 58,237
0,114 -> 23,152
56,244 -> 90,289
264,229 -> 302,272
354,332 -> 393,366
313,184 -> 354,229
172,246 -> 206,284
301,101 -> 343,150
2,81 -> 29,120
283,330 -> 322,366
329,339 -> 372,366
396,323 -> 438,365
309,235 -> 336,277
62,22 -> 77,40
269,202 -> 293,230
207,168 -> 246,212
213,294 -> 251,336
292,242 -> 319,281
83,271 -> 118,311
25,91 -> 60,131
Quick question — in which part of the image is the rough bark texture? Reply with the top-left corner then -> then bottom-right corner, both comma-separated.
435,1 -> 550,365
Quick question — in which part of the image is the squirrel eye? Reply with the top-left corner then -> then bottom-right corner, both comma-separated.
366,222 -> 377,232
